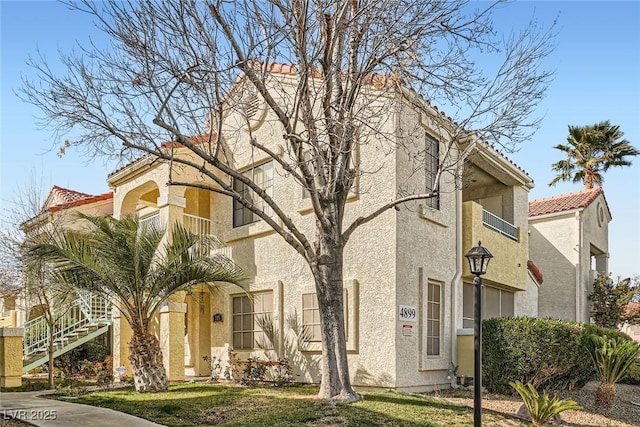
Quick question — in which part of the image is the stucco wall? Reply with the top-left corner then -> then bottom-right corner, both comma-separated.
514,273 -> 539,317
530,196 -> 609,324
529,213 -> 579,321
462,201 -> 528,291
392,99 -> 459,391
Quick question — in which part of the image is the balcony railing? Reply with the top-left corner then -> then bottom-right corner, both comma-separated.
182,214 -> 233,259
482,209 -> 518,241
183,213 -> 212,237
139,212 -> 162,231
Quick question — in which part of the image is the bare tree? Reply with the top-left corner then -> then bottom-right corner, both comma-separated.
0,177 -> 75,389
21,0 -> 555,401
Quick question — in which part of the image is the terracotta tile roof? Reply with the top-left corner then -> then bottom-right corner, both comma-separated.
108,135 -> 216,178
48,192 -> 113,212
108,153 -> 155,178
528,187 -> 606,217
625,302 -> 640,317
527,260 -> 544,284
51,185 -> 94,204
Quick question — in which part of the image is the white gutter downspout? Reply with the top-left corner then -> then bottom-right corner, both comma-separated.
576,210 -> 583,323
449,177 -> 463,387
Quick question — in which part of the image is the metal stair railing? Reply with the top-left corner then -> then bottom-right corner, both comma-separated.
23,291 -> 112,365
75,290 -> 112,323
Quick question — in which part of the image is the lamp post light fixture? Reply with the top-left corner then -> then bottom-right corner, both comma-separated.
464,241 -> 493,427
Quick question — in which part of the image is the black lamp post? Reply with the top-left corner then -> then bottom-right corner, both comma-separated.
464,241 -> 493,427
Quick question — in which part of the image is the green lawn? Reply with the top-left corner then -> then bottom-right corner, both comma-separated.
72,383 -> 525,426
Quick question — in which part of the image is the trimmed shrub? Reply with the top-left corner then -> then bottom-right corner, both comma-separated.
619,358 -> 640,385
483,317 -> 632,394
55,340 -> 110,377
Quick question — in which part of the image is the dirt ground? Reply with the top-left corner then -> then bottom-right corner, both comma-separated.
433,381 -> 640,426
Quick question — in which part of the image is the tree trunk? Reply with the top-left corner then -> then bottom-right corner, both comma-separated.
48,324 -> 55,390
594,382 -> 616,413
314,233 -> 359,402
128,330 -> 168,392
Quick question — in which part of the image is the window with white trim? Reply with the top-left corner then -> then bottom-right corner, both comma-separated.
232,292 -> 273,349
233,161 -> 273,227
425,133 -> 440,209
426,281 -> 442,356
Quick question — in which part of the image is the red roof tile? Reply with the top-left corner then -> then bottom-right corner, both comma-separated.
527,260 -> 544,284
48,192 -> 113,212
51,185 -> 94,204
528,187 -> 605,217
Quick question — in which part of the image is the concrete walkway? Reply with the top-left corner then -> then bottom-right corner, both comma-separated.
0,390 -> 165,427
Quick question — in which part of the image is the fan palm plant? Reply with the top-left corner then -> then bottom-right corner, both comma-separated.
510,380 -> 582,426
587,335 -> 640,412
549,121 -> 638,189
25,213 -> 245,392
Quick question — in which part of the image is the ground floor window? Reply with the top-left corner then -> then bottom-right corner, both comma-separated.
302,293 -> 321,341
232,291 -> 273,349
301,291 -> 348,342
463,282 -> 514,328
426,281 -> 442,356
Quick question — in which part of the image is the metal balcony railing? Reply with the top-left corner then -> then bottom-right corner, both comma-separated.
482,209 -> 518,241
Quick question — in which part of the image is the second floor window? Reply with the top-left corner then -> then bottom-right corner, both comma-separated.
233,161 -> 273,227
425,133 -> 440,210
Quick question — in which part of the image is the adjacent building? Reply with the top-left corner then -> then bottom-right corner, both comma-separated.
528,188 -> 611,323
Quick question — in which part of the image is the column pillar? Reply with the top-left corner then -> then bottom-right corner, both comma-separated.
160,296 -> 187,381
0,328 -> 24,387
111,307 -> 133,380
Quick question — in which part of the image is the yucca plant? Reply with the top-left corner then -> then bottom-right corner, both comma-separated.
510,381 -> 582,426
587,335 -> 640,412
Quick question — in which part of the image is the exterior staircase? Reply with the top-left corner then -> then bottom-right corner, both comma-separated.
22,291 -> 112,373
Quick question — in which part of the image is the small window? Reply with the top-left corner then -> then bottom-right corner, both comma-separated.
233,162 -> 273,227
425,133 -> 440,210
301,291 -> 348,342
426,282 -> 442,356
232,292 -> 273,350
302,293 -> 321,341
463,282 -> 474,328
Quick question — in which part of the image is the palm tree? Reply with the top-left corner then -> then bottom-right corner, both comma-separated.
549,121 -> 638,189
25,214 -> 245,392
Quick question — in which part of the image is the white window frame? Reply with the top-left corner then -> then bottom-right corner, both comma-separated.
425,133 -> 440,210
232,161 -> 273,228
231,291 -> 273,350
426,281 -> 442,356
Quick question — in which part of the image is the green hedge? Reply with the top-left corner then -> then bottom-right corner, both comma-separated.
482,317 -> 632,394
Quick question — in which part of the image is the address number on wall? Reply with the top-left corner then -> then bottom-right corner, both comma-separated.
398,305 -> 417,322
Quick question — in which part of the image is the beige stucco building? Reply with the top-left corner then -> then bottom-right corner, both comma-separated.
103,70 -> 535,391
6,186 -> 113,328
528,188 -> 611,323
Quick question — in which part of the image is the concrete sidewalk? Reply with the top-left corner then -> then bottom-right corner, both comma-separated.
0,390 -> 165,426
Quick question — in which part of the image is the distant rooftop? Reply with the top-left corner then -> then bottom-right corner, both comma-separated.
528,187 -> 608,217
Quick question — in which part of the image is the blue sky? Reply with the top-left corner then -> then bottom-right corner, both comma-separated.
1,1 -> 639,278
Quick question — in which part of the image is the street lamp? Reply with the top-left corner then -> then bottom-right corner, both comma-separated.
464,241 -> 493,427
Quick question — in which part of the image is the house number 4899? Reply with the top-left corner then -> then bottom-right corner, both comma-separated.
398,305 -> 417,322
